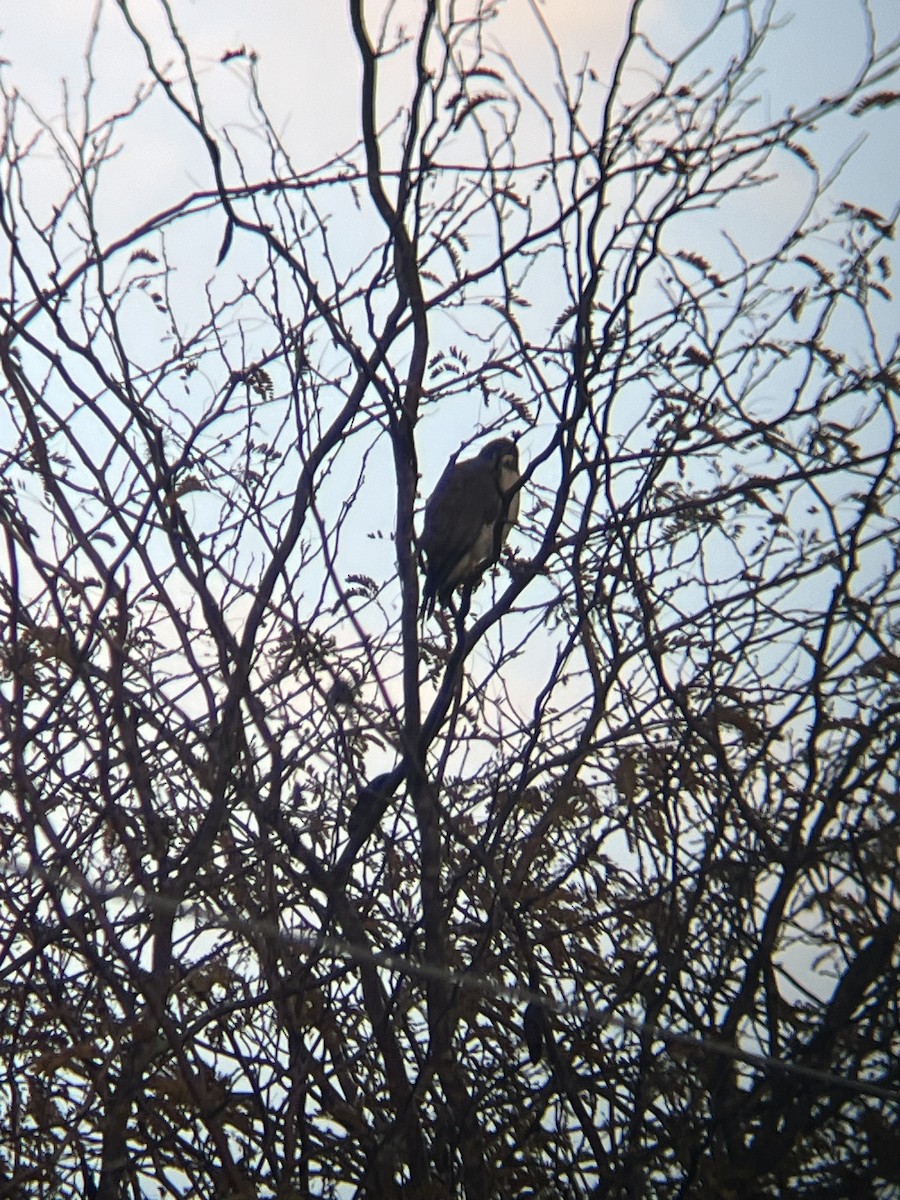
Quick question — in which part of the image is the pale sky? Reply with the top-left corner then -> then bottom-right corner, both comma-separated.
1,0 -> 896,614
4,2 -> 896,200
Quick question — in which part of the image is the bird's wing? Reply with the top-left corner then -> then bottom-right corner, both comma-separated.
422,457 -> 502,578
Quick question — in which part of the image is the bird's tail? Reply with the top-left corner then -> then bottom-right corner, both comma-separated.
420,580 -> 437,619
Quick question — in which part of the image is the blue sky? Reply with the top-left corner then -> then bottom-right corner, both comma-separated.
1,0 -> 896,650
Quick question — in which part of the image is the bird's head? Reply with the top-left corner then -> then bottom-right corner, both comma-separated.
478,437 -> 518,475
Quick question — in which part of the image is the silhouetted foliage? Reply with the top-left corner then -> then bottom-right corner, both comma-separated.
1,2 -> 898,1197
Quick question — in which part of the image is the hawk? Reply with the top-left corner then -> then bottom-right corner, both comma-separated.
420,437 -> 520,617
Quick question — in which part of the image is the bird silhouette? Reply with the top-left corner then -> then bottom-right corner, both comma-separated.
420,438 -> 520,617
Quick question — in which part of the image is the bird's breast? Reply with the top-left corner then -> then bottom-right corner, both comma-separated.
499,466 -> 520,521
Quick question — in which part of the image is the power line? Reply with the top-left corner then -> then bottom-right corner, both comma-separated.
3,859 -> 897,1106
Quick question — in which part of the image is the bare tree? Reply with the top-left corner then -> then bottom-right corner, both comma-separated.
1,1 -> 898,1196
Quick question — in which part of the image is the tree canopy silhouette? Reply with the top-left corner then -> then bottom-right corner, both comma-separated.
1,2 -> 898,1197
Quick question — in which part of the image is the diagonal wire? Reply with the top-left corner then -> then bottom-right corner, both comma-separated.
3,858 -> 897,1106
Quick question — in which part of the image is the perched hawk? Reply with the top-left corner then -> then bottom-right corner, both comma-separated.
420,438 -> 520,617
